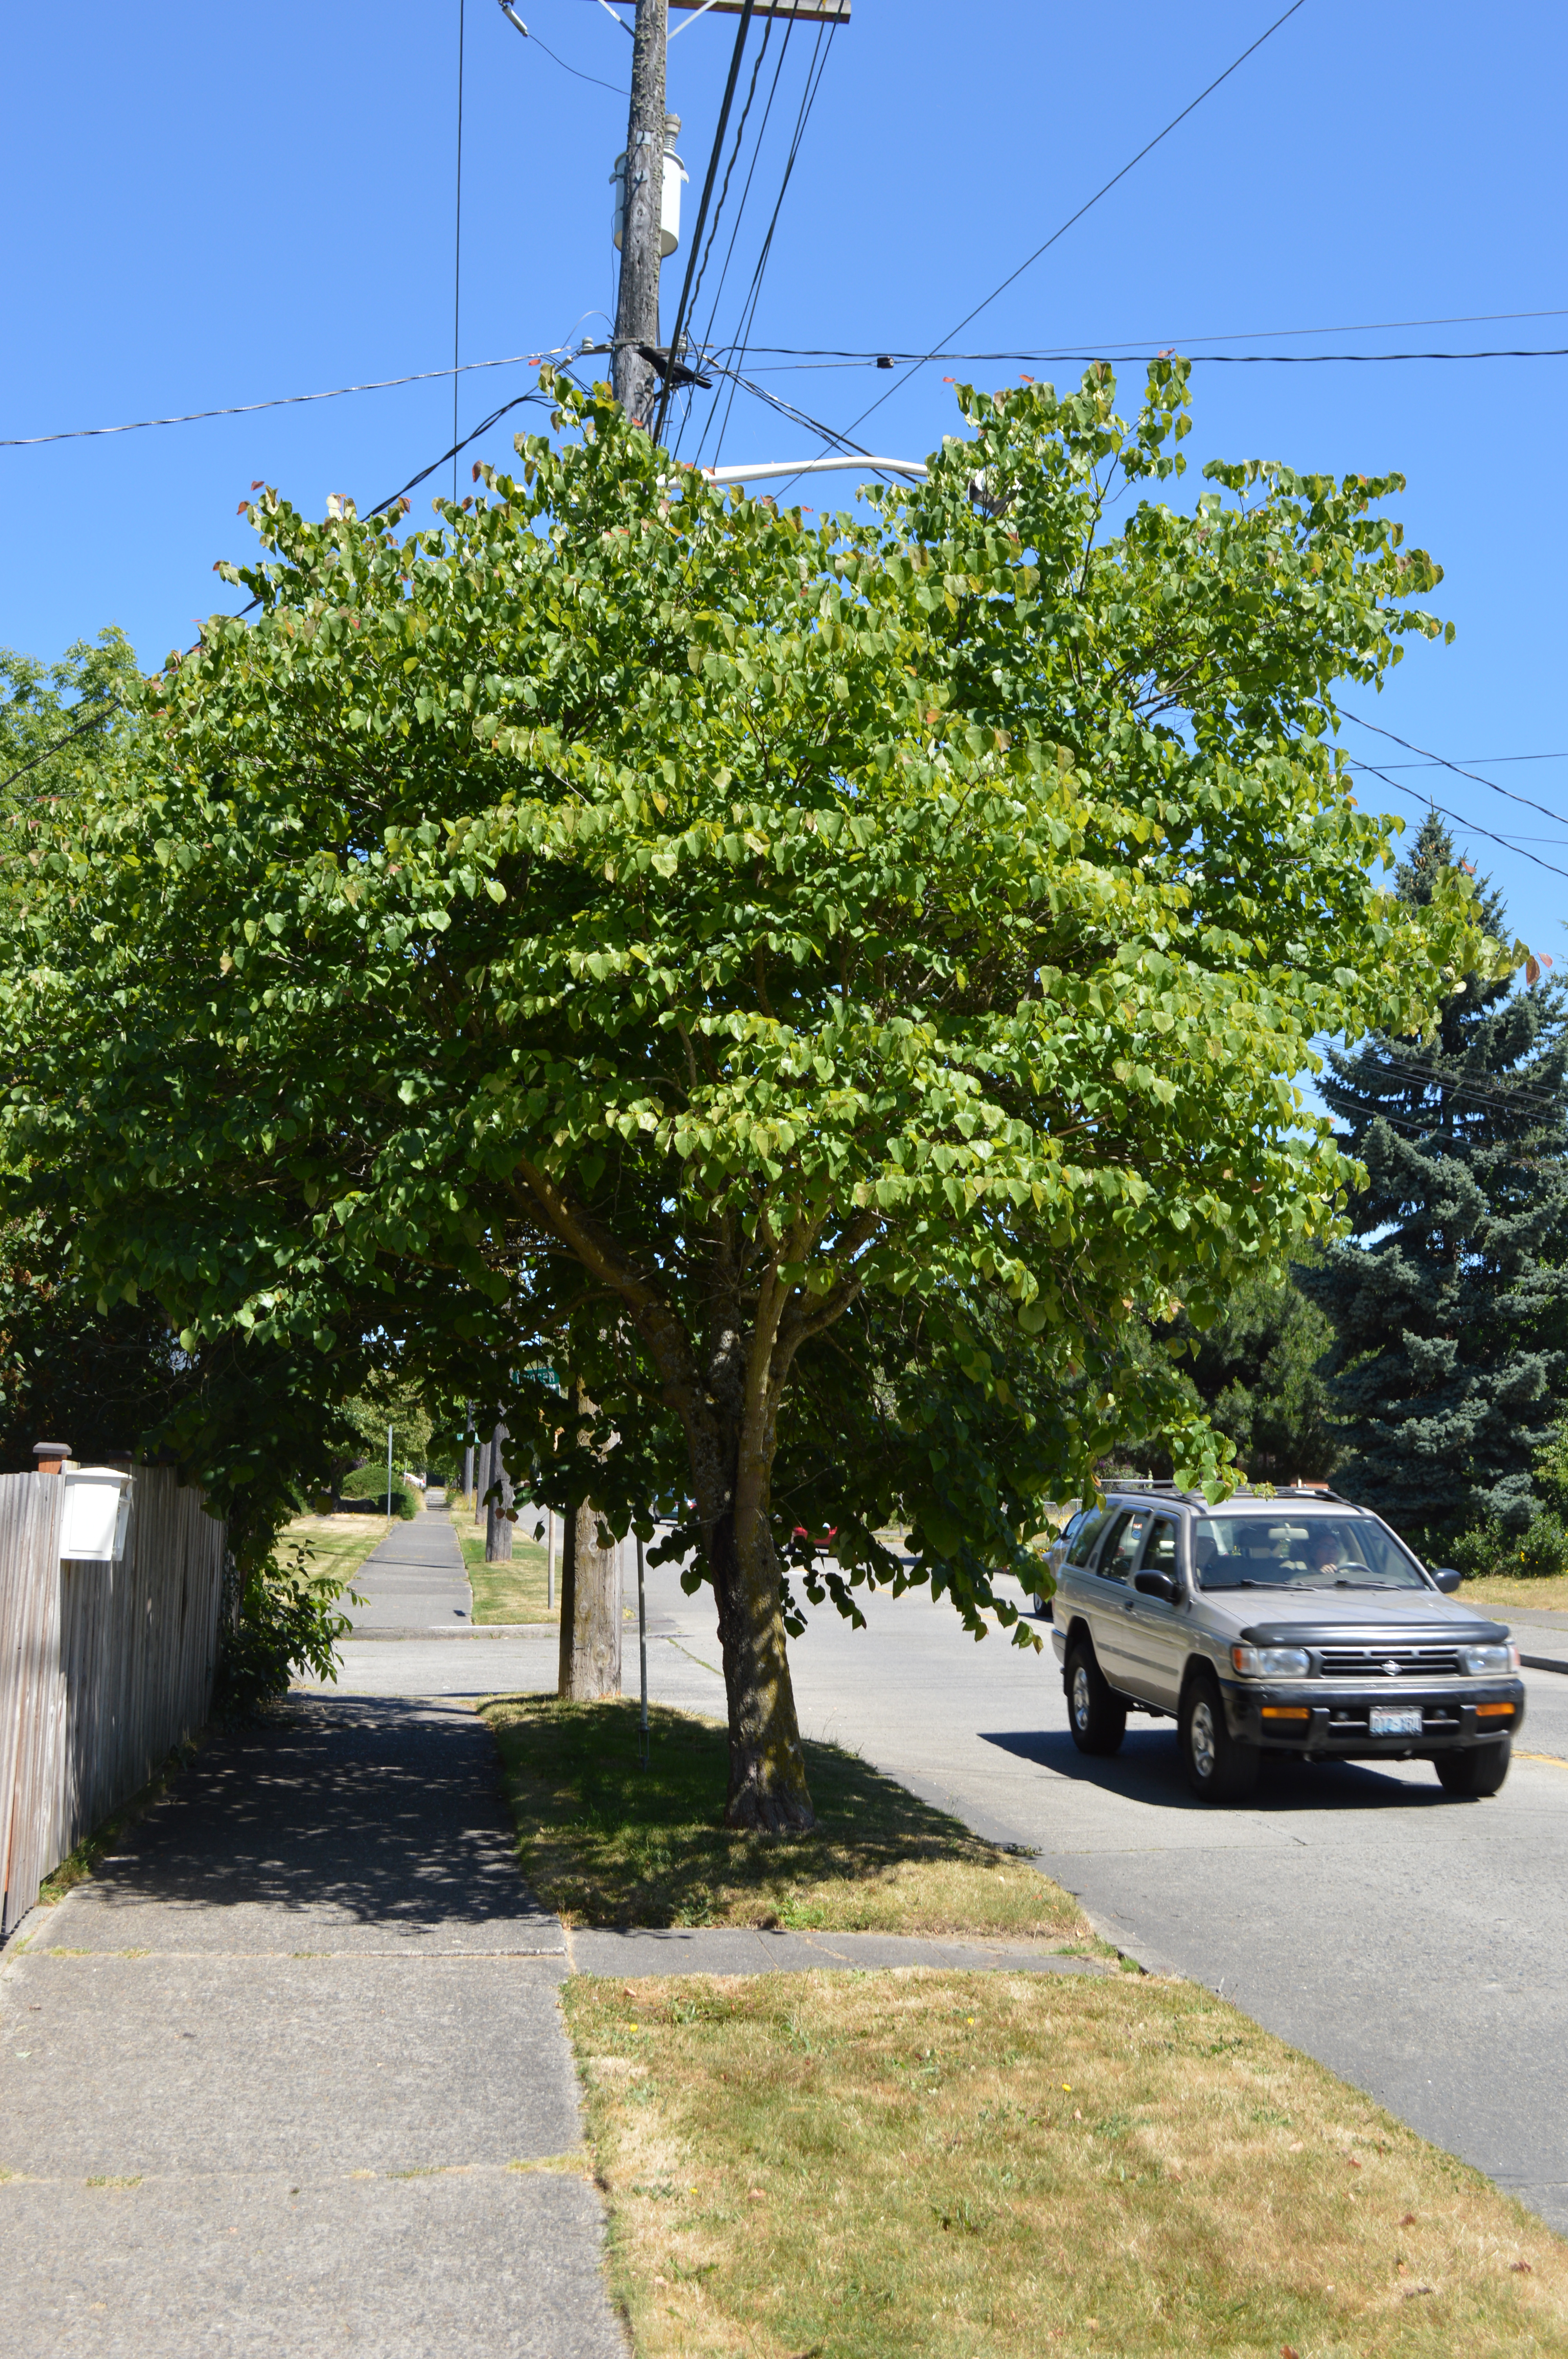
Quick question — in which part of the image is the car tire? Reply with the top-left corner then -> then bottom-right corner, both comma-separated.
1065,1640 -> 1126,1756
1180,1671 -> 1259,1803
1435,1738 -> 1511,1797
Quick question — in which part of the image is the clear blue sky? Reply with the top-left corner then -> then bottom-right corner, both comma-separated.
4,0 -> 1564,958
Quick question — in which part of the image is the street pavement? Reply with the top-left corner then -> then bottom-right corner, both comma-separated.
387,1541 -> 1568,2238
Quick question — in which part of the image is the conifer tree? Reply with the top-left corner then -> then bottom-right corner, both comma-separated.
1303,814 -> 1568,1547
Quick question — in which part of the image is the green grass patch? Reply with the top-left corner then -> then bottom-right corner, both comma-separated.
480,1694 -> 1092,1942
461,1526 -> 557,1623
568,1968 -> 1568,2358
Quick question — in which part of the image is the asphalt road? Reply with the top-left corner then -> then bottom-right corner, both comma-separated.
310,1530 -> 1568,2237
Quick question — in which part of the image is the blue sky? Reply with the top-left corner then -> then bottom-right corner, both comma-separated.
4,0 -> 1564,960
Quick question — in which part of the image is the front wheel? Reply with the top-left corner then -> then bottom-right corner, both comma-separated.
1180,1672 -> 1259,1803
1066,1640 -> 1126,1756
1436,1739 -> 1510,1797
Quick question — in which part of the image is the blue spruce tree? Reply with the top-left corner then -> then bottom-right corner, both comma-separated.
1302,813 -> 1568,1552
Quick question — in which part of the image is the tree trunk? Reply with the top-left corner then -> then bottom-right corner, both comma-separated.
484,1421 -> 514,1562
709,1498 -> 814,1831
557,1500 -> 622,1699
557,1383 -> 622,1699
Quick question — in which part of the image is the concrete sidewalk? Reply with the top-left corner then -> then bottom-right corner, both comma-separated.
0,1696 -> 623,2359
345,1501 -> 473,1637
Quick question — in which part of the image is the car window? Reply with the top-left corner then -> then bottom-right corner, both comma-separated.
1099,1510 -> 1150,1583
1066,1511 -> 1108,1567
1192,1514 -> 1427,1591
1140,1516 -> 1180,1581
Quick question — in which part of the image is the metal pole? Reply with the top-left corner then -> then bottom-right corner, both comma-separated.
612,0 -> 670,427
386,1425 -> 394,1519
462,1401 -> 474,1510
546,1511 -> 556,1611
637,1533 -> 648,1767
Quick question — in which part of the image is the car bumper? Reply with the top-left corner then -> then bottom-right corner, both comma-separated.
1222,1679 -> 1526,1756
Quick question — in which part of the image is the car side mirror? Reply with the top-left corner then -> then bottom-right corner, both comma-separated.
1134,1569 -> 1179,1604
1431,1566 -> 1463,1594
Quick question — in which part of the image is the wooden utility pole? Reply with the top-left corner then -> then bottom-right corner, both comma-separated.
612,0 -> 671,426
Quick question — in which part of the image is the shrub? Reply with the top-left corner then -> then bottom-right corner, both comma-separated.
340,1468 -> 418,1519
1452,1509 -> 1568,1581
215,1541 -> 359,1715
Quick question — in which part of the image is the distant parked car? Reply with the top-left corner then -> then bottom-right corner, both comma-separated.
1049,1483 -> 1523,1803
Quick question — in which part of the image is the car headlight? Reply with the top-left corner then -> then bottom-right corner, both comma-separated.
1458,1642 -> 1519,1675
1230,1643 -> 1312,1678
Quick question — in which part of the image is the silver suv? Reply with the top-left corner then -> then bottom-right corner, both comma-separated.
1049,1485 -> 1524,1802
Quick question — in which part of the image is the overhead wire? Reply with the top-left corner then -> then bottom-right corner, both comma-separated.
453,0 -> 466,504
775,0 -> 1310,493
659,11 -> 777,451
674,12 -> 792,463
706,11 -> 838,469
0,697 -> 123,798
0,350 -> 575,449
651,0 -> 760,447
1338,709 -> 1568,832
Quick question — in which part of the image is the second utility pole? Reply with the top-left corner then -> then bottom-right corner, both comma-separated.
612,0 -> 670,427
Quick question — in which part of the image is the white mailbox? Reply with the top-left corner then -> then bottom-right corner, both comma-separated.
60,1467 -> 132,1563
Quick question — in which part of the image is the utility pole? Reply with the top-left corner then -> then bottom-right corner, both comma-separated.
612,0 -> 671,426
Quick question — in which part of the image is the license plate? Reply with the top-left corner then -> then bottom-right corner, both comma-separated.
1369,1707 -> 1423,1737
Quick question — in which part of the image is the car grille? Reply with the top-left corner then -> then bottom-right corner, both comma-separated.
1315,1645 -> 1462,1677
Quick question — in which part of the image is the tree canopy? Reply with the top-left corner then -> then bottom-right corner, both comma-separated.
0,363 -> 1497,1823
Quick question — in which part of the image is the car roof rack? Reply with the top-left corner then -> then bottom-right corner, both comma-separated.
1102,1480 -> 1360,1508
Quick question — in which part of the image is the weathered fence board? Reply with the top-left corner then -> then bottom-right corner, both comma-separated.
0,1468 -> 226,1938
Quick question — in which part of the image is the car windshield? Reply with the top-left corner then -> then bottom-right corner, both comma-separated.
1191,1515 -> 1428,1592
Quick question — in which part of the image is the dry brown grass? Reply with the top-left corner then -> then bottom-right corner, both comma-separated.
1459,1571 -> 1568,1614
566,1968 -> 1568,2359
484,1696 -> 1094,1942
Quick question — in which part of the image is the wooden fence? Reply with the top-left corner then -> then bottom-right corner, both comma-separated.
0,1467 -> 227,1939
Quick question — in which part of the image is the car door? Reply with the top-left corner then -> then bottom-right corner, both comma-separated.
1087,1507 -> 1152,1693
1118,1513 -> 1187,1708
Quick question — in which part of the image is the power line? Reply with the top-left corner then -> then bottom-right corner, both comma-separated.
0,350 -> 572,449
1339,708 -> 1568,832
720,309 -> 1568,362
819,0 -> 1311,473
735,344 -> 1568,368
652,0 -> 760,446
1348,756 -> 1568,883
676,13 -> 793,463
708,13 -> 838,468
454,0 -> 467,505
0,698 -> 122,798
1370,754 -> 1568,769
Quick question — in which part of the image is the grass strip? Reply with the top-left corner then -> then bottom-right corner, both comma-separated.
566,1967 -> 1568,2358
481,1695 -> 1092,1941
282,1512 -> 389,1589
461,1527 -> 557,1623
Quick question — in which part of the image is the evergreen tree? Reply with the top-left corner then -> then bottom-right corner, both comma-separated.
1303,814 -> 1568,1547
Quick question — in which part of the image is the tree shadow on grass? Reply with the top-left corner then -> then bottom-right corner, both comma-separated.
481,1694 -> 1084,1936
